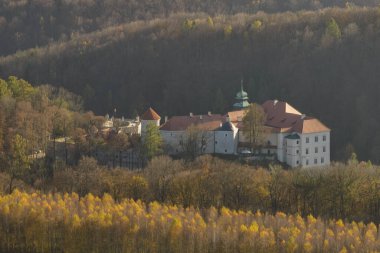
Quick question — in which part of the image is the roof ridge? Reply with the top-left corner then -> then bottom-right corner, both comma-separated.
141,107 -> 161,120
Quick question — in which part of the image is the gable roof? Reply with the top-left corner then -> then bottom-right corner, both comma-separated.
141,107 -> 161,120
227,110 -> 246,122
262,100 -> 330,133
218,121 -> 237,132
160,114 -> 225,131
291,117 -> 330,134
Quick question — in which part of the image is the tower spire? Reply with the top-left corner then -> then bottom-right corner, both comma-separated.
233,80 -> 249,110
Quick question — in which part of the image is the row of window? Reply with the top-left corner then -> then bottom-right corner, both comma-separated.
290,146 -> 327,155
297,157 -> 326,165
305,135 -> 327,144
306,157 -> 325,165
305,146 -> 326,154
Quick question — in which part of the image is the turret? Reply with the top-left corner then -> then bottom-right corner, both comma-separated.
233,81 -> 250,110
140,107 -> 161,135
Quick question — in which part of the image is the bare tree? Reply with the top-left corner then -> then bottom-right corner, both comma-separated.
242,103 -> 267,152
180,125 -> 210,161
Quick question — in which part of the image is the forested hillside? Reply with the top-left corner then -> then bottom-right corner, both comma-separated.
0,0 -> 378,56
1,8 -> 380,161
1,190 -> 380,253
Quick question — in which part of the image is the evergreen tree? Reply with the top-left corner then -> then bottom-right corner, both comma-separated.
326,18 -> 341,39
141,123 -> 163,161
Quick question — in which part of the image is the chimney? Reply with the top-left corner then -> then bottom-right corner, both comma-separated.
208,111 -> 212,116
301,114 -> 306,119
165,116 -> 168,123
274,99 -> 279,106
200,115 -> 203,120
190,112 -> 193,117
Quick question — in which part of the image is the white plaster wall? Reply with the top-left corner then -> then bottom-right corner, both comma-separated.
276,133 -> 285,162
160,130 -> 217,155
285,138 -> 302,167
160,130 -> 185,154
215,130 -> 238,154
300,131 -> 330,168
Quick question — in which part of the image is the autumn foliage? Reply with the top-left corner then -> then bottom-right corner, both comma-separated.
0,190 -> 380,253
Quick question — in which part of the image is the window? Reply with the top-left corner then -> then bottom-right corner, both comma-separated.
225,134 -> 228,137
323,146 -> 326,152
297,160 -> 299,164
296,140 -> 299,144
323,135 -> 326,141
306,159 -> 309,165
315,136 -> 318,142
306,148 -> 309,155
321,157 -> 324,163
296,150 -> 299,154
268,150 -> 271,155
314,159 -> 317,164
215,141 -> 218,144
179,140 -> 183,145
315,147 -> 318,153
306,137 -> 309,143
225,149 -> 228,153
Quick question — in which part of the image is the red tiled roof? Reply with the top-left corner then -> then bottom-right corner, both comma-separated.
291,117 -> 330,133
227,110 -> 246,122
160,100 -> 329,134
262,100 -> 330,133
141,107 -> 161,120
160,114 -> 225,131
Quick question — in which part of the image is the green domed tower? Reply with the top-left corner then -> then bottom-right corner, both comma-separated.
233,83 -> 250,110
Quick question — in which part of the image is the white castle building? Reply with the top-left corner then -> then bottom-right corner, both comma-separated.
140,86 -> 330,168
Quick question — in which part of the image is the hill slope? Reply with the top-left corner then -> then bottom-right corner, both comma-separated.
1,8 -> 380,161
0,0 -> 378,55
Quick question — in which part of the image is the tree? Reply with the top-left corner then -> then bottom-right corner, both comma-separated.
242,103 -> 267,152
141,123 -> 163,161
180,125 -> 209,161
326,18 -> 341,39
6,134 -> 30,193
6,76 -> 36,100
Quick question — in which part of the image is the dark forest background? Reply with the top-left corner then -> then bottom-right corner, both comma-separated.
0,1 -> 380,162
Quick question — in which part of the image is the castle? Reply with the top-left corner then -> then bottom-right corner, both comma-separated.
140,86 -> 330,168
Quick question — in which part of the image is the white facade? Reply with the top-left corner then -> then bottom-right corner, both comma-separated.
158,124 -> 330,168
299,132 -> 330,168
143,97 -> 331,168
160,127 -> 238,156
214,130 -> 238,155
